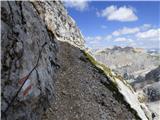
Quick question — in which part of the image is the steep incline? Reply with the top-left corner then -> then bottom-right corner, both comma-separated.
93,46 -> 159,82
42,41 -> 141,120
1,1 -> 149,120
1,1 -> 59,119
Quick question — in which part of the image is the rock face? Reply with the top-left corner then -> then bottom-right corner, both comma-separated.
32,1 -> 85,49
42,42 -> 147,120
143,81 -> 160,102
93,46 -> 160,83
145,66 -> 160,83
1,1 -> 149,120
1,1 -> 59,119
132,66 -> 160,90
93,46 -> 160,119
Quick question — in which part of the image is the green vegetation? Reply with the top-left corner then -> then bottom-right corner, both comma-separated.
82,50 -> 116,81
85,51 -> 136,93
82,50 -> 142,120
138,94 -> 147,103
99,51 -> 106,54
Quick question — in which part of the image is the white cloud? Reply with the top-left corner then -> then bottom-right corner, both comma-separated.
114,37 -> 133,42
96,11 -> 101,17
139,24 -> 152,31
142,24 -> 151,29
86,35 -> 112,42
101,25 -> 107,29
128,42 -> 137,47
100,5 -> 138,22
114,37 -> 127,42
136,28 -> 160,40
112,27 -> 140,36
85,25 -> 159,49
105,35 -> 112,40
94,36 -> 102,41
86,36 -> 103,41
64,0 -> 88,11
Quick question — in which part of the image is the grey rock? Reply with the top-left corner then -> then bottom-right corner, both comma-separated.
1,1 -> 148,120
1,1 -> 58,119
143,81 -> 160,102
43,41 -> 142,120
93,46 -> 159,81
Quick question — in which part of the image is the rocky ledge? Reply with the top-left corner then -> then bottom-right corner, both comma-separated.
1,1 -> 151,120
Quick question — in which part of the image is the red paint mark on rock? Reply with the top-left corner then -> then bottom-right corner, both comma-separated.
23,84 -> 33,96
18,75 -> 33,97
18,75 -> 29,85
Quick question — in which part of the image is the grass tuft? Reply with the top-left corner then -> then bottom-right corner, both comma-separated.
81,50 -> 142,120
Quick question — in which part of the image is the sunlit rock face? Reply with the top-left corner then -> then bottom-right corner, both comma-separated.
1,1 -> 84,119
1,1 -> 149,120
93,46 -> 159,79
32,1 -> 85,49
1,1 -> 59,119
93,46 -> 160,119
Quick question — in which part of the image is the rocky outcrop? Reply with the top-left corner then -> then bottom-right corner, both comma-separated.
1,1 -> 150,120
32,1 -> 84,49
93,46 -> 160,83
143,81 -> 160,102
93,46 -> 160,119
132,66 -> 160,90
1,1 -> 59,119
42,42 -> 139,120
145,66 -> 160,83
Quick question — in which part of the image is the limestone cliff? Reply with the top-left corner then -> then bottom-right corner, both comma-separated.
1,1 -> 150,120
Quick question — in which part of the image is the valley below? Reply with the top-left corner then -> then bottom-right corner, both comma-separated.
92,46 -> 160,119
1,1 -> 159,120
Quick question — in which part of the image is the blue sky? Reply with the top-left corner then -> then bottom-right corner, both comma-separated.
64,1 -> 160,49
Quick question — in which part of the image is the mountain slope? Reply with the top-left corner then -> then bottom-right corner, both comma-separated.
1,1 -> 150,120
42,41 -> 145,120
93,46 -> 160,82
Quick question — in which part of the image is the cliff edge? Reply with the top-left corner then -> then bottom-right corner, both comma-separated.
1,1 -> 150,120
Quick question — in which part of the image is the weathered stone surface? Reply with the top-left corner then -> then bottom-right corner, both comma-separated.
32,1 -> 85,49
1,1 -> 149,120
143,81 -> 160,102
1,1 -> 58,120
42,41 -> 142,120
93,46 -> 159,83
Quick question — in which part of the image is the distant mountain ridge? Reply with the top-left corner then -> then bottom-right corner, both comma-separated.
93,46 -> 159,81
1,2 -> 150,120
92,46 -> 160,119
93,46 -> 145,53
